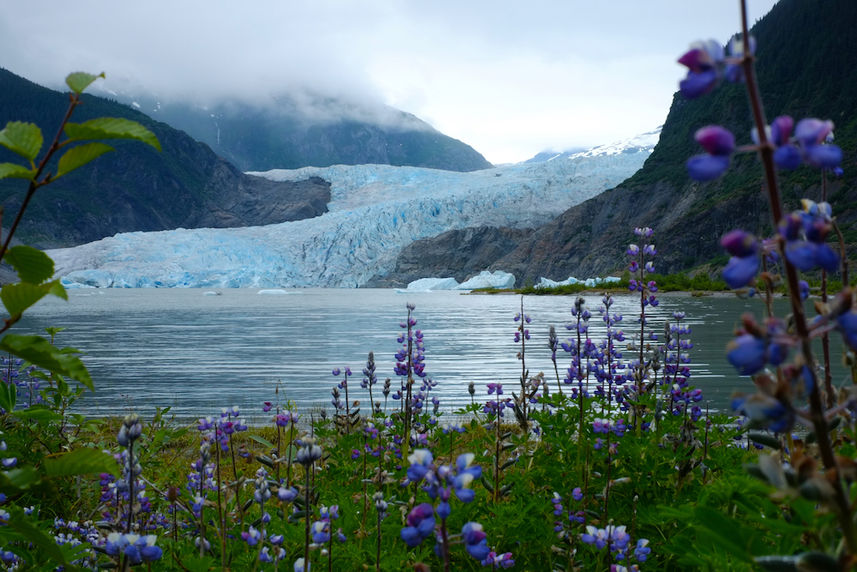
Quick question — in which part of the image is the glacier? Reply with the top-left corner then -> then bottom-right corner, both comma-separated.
49,130 -> 659,288
535,275 -> 622,288
405,277 -> 461,291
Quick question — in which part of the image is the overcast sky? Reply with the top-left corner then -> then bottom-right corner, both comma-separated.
0,1 -> 779,165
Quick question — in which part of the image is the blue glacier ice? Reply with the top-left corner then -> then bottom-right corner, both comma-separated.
457,271 -> 516,290
405,277 -> 461,291
535,275 -> 622,288
49,129 -> 660,288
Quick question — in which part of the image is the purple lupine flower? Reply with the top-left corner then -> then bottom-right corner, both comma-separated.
724,34 -> 755,82
242,526 -> 264,547
452,453 -> 481,502
259,546 -> 286,563
462,522 -> 491,560
400,503 -> 435,547
732,393 -> 793,433
836,311 -> 857,351
296,439 -> 322,466
755,115 -> 803,170
720,230 -> 760,289
727,317 -> 791,376
482,551 -> 515,568
678,36 -> 753,97
795,118 -> 842,168
278,486 -> 298,503
405,449 -> 433,482
310,520 -> 330,545
687,125 -> 735,181
117,414 -> 142,447
727,334 -> 767,376
778,205 -> 839,273
798,280 -> 810,301
581,525 -> 609,549
677,39 -> 724,98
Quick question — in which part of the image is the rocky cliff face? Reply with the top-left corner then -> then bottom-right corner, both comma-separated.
489,175 -> 775,283
367,226 -> 533,287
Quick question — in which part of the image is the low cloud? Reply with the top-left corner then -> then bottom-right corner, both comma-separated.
0,0 -> 780,163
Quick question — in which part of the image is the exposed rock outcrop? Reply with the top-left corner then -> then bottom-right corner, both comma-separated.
366,226 -> 533,287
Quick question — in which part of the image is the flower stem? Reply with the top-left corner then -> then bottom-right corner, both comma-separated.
739,0 -> 857,558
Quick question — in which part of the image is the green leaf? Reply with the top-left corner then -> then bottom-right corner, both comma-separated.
0,162 -> 35,180
4,246 -> 55,284
693,506 -> 753,563
248,434 -> 276,450
7,508 -> 71,566
0,121 -> 43,161
55,142 -> 114,179
1,282 -> 52,317
11,406 -> 63,423
43,448 -> 118,478
64,117 -> 161,151
0,334 -> 93,391
0,466 -> 40,491
47,280 -> 68,301
65,71 -> 104,95
0,379 -> 15,412
748,431 -> 782,450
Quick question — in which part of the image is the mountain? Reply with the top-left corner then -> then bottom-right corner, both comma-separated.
524,148 -> 588,163
0,68 -> 331,248
46,134 -> 656,288
111,94 -> 492,172
523,129 -> 661,164
490,0 -> 857,283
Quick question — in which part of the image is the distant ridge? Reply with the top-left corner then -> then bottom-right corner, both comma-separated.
0,68 -> 331,248
108,93 -> 493,172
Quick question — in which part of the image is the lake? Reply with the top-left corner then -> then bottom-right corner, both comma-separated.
12,288 -> 823,423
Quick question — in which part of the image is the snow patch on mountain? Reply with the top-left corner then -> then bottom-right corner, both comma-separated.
527,127 -> 662,162
49,130 -> 660,288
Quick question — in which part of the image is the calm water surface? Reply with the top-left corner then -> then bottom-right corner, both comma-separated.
16,288 -> 813,421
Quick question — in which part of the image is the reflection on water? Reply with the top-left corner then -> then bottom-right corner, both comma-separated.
15,288 -> 838,421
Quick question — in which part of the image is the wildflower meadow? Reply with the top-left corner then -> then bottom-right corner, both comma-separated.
1,1 -> 856,570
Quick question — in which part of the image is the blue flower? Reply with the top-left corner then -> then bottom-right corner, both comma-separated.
310,521 -> 330,544
677,40 -> 725,98
779,207 -> 839,273
727,317 -> 791,376
242,526 -> 264,547
400,503 -> 435,547
462,522 -> 490,560
405,449 -> 433,483
687,125 -> 735,181
731,393 -> 793,433
796,118 -> 842,169
720,230 -> 759,288
727,334 -> 767,376
634,538 -> 652,562
837,311 -> 857,351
